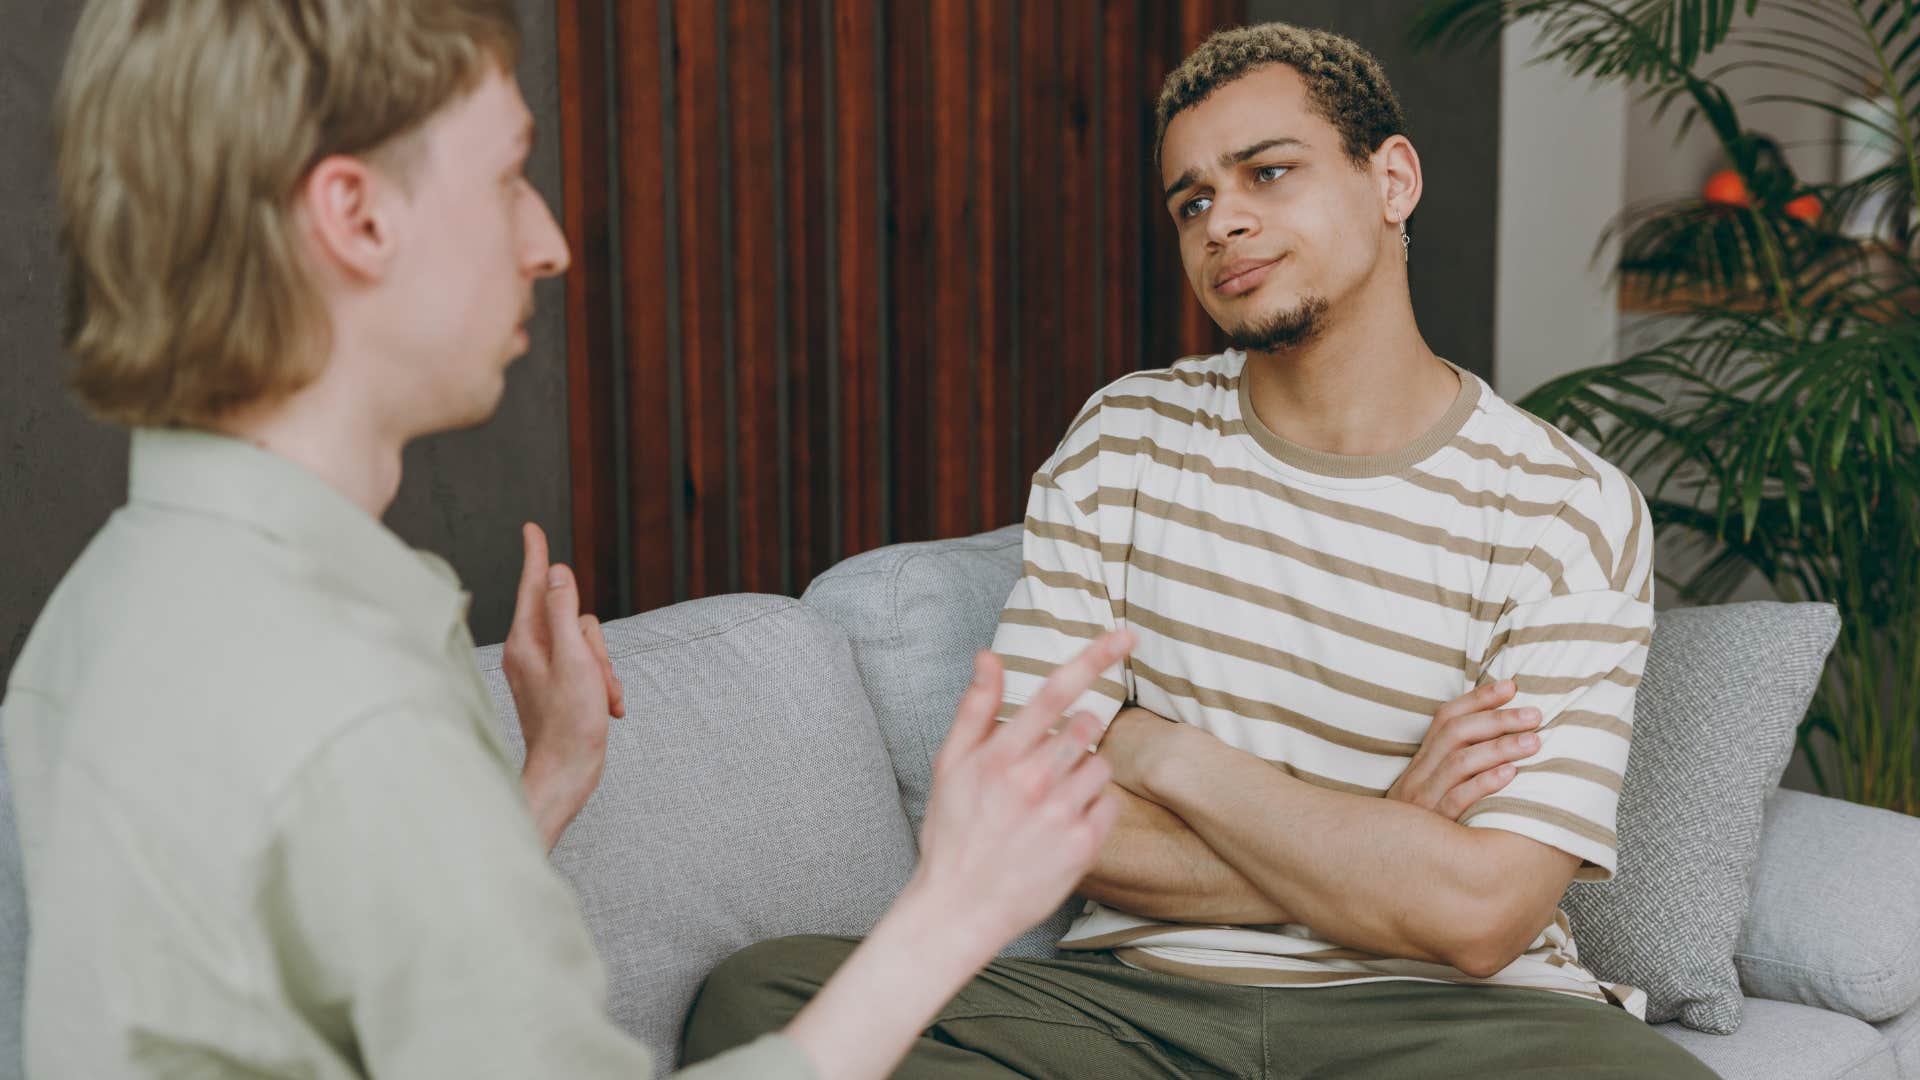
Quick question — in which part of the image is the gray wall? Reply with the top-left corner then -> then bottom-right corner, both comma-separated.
0,0 -> 572,685
1247,0 -> 1502,381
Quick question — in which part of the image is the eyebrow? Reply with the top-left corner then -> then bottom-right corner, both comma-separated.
1162,136 -> 1308,201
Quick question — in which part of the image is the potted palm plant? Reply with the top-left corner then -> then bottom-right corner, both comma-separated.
1410,0 -> 1920,812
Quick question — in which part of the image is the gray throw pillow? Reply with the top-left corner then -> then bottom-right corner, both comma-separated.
1563,601 -> 1840,1033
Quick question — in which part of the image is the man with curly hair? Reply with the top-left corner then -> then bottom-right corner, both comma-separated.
685,22 -> 1717,1078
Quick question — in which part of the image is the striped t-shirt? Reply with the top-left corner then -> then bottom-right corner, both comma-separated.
990,350 -> 1654,1016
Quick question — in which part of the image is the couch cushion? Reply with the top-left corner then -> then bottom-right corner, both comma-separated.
1874,1005 -> 1920,1080
475,594 -> 916,1071
802,524 -> 1081,957
1562,602 -> 1840,1032
1738,789 -> 1920,1023
1656,997 -> 1898,1079
0,732 -> 24,1077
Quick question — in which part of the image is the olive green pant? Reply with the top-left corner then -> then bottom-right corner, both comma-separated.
681,935 -> 1719,1079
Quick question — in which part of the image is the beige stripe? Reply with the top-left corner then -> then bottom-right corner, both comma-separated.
1128,493 -> 1509,623
1024,516 -> 1127,563
1114,949 -> 1393,986
1131,363 -> 1233,390
1127,602 -> 1447,717
1517,758 -> 1624,792
1505,622 -> 1651,647
1613,490 -> 1645,592
1514,667 -> 1641,697
1446,435 -> 1589,482
1540,709 -> 1633,740
1518,411 -> 1603,488
1403,470 -> 1615,580
1104,433 -> 1554,573
996,653 -> 1128,705
1100,394 -> 1237,436
1463,796 -> 1617,850
1127,548 -> 1468,670
1132,656 -> 1421,757
1000,606 -> 1108,642
1022,561 -> 1109,605
1051,438 -> 1102,483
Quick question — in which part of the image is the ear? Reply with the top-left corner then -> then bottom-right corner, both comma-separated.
1373,135 -> 1423,227
294,154 -> 400,282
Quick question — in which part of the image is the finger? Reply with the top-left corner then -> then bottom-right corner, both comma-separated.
939,652 -> 1004,763
510,523 -> 552,649
580,614 -> 624,719
1438,763 -> 1516,821
1050,741 -> 1113,811
1433,678 -> 1515,726
1038,711 -> 1105,777
1439,729 -> 1541,790
1446,706 -> 1543,748
1006,630 -> 1135,753
543,563 -> 588,664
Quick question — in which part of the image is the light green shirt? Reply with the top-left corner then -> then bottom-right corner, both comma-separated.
2,429 -> 812,1079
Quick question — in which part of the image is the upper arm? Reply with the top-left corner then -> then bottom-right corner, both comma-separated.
990,399 -> 1132,723
262,708 -> 654,1077
1465,479 -> 1654,883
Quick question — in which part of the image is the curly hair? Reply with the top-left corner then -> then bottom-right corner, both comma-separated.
1154,23 -> 1408,171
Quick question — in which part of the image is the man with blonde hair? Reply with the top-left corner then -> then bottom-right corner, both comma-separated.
2,2 -> 1133,1077
688,22 -> 1718,1078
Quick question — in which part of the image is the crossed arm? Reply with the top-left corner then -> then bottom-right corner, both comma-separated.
1078,689 -> 1580,978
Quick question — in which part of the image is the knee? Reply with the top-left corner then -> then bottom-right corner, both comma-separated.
682,935 -> 850,1059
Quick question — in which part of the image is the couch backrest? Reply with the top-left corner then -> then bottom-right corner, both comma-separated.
471,594 -> 917,1072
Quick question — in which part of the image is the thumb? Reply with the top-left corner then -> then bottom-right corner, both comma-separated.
543,563 -> 587,660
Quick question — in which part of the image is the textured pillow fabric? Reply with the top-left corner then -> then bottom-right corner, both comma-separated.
0,731 -> 25,1077
802,524 -> 1082,958
1738,789 -> 1920,1022
1563,601 -> 1841,1033
475,594 -> 917,1074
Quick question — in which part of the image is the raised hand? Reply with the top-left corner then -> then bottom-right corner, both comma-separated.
1386,679 -> 1540,821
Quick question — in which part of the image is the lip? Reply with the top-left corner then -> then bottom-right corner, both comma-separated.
1212,256 -> 1283,297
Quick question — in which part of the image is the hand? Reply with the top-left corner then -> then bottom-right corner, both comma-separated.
1386,679 -> 1540,821
503,523 -> 624,850
906,632 -> 1136,959
1096,705 -> 1192,797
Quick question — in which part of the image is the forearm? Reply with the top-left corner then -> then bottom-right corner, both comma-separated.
1146,737 -> 1540,974
520,757 -> 592,853
1077,783 -> 1293,925
781,880 -> 998,1080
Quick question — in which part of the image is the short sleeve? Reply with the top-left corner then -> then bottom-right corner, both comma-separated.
1463,481 -> 1655,881
990,398 -> 1133,724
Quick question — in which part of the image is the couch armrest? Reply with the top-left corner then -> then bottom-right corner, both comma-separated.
1736,788 -> 1920,1022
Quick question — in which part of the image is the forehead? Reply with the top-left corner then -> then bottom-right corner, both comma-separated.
1160,64 -> 1330,184
424,64 -> 533,158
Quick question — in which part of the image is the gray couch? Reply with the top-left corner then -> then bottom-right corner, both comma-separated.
3,524 -> 1918,1079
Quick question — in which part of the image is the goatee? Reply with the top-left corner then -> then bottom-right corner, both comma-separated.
1226,296 -> 1330,353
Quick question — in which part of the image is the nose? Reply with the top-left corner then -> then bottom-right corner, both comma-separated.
1205,190 -> 1260,247
524,188 -> 572,279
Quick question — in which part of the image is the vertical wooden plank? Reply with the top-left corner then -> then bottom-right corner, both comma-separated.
557,0 -> 620,615
887,1 -> 933,544
1101,0 -> 1144,385
832,0 -> 885,558
727,0 -> 781,594
672,0 -> 730,597
972,0 -> 1017,529
929,0 -> 974,538
781,0 -> 830,590
1057,0 -> 1097,432
1016,0 -> 1062,479
617,0 -> 676,611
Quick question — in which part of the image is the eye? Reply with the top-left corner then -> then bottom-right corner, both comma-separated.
1254,165 -> 1290,183
1180,196 -> 1212,220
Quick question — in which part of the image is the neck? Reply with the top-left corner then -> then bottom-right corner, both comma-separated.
208,369 -> 407,519
1241,283 -> 1457,458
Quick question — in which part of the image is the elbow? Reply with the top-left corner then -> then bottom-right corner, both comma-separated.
1445,935 -> 1525,980
1433,901 -> 1544,979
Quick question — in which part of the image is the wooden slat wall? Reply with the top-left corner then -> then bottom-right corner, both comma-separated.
563,0 -> 1244,615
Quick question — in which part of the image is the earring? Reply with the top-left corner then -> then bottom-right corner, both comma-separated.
1399,221 -> 1410,263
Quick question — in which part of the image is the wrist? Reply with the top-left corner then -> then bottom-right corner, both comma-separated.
884,874 -> 1004,974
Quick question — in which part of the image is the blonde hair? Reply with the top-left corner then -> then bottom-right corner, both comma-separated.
1154,23 -> 1408,171
55,0 -> 520,428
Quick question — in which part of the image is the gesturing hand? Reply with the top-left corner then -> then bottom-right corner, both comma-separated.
909,632 -> 1135,958
503,522 -> 624,851
1386,679 -> 1541,821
